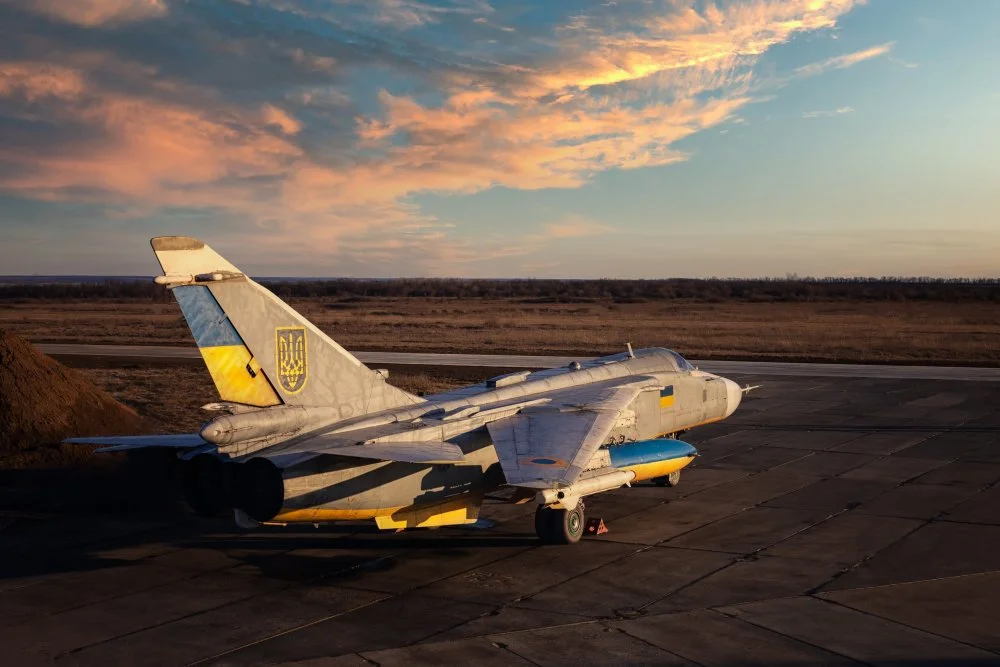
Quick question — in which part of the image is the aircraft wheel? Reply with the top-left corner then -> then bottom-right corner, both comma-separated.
535,503 -> 585,545
653,470 -> 682,487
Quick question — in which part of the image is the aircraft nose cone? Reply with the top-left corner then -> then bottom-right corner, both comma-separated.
723,378 -> 742,417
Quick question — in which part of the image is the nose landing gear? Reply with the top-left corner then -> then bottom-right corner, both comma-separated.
535,501 -> 586,544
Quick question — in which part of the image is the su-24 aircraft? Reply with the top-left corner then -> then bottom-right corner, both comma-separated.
69,237 -> 750,544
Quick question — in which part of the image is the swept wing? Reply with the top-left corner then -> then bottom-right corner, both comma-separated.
64,434 -> 208,453
486,378 -> 660,488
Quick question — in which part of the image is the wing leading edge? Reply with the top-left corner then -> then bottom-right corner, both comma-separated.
64,434 -> 208,453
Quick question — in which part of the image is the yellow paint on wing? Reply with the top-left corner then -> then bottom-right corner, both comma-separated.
375,499 -> 480,530
200,345 -> 281,407
623,455 -> 695,483
272,496 -> 482,529
272,506 -> 403,522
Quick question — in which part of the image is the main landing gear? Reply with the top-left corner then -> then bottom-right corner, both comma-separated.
652,470 -> 682,487
535,501 -> 585,545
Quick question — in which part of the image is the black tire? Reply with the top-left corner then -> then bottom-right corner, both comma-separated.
535,503 -> 585,545
653,470 -> 682,487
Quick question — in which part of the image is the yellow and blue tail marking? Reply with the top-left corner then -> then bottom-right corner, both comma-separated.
659,385 -> 675,408
173,285 -> 281,407
609,438 -> 696,482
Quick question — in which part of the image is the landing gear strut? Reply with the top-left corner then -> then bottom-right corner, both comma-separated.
535,502 -> 585,545
653,470 -> 682,487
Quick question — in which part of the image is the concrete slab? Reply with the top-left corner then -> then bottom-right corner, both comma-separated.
491,621 -> 696,666
214,593 -> 498,663
513,546 -> 733,618
597,499 -> 746,546
839,456 -> 946,483
857,483 -> 978,520
907,392 -> 970,408
418,541 -> 640,606
723,429 -> 867,451
616,609 -> 862,666
770,451 -> 876,477
580,491 -> 675,522
42,584 -> 384,667
763,478 -> 895,513
721,596 -> 997,665
668,506 -> 830,554
0,561 -> 219,624
894,430 -> 999,461
829,431 -> 940,455
334,544 -> 532,594
913,460 -> 1000,488
683,470 -> 822,507
426,607 -> 592,644
822,521 -> 1000,591
942,484 -> 1000,525
762,512 -> 921,566
820,572 -> 1000,654
702,446 -> 812,471
363,637 -> 534,666
0,570 -> 290,659
648,556 -> 844,614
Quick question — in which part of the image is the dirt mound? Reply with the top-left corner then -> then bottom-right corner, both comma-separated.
0,330 -> 146,467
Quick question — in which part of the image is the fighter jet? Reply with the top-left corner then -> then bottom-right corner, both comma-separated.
69,237 -> 747,544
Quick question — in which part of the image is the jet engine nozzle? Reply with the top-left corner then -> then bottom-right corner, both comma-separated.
181,455 -> 284,522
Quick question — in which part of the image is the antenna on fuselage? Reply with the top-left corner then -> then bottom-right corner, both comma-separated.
626,342 -> 635,359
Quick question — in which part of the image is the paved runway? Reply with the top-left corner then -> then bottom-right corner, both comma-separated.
36,343 -> 1000,381
2,374 -> 999,665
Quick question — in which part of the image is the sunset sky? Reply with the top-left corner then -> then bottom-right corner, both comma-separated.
0,0 -> 997,278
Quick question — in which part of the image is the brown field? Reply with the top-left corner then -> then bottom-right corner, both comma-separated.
79,364 -> 477,435
0,364 -> 473,472
2,297 -> 999,365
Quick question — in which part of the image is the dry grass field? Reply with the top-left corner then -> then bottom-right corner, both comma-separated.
80,364 -> 474,435
2,296 -> 999,365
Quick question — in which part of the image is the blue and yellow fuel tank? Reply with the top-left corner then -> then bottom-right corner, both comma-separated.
608,439 -> 698,482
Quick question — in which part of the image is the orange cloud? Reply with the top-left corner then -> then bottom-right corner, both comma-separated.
0,62 -> 300,204
0,0 -> 873,265
2,0 -> 168,26
0,62 -> 89,101
260,104 -> 302,135
530,0 -> 863,94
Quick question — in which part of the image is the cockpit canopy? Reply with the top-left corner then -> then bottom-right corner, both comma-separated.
654,348 -> 695,371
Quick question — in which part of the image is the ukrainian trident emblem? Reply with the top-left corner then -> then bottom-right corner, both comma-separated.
276,327 -> 307,394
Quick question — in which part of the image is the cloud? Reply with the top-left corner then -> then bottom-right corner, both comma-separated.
1,0 -> 168,26
0,0 -> 873,267
260,104 -> 302,135
802,105 -> 854,118
793,42 -> 893,78
889,56 -> 919,69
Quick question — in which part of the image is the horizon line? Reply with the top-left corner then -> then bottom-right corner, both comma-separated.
1,275 -> 999,283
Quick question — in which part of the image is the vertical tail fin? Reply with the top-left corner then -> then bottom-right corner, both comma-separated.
151,237 -> 422,417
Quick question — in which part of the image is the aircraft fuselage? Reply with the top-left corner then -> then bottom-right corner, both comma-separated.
231,352 -> 743,529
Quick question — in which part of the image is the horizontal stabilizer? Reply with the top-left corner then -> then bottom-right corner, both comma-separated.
64,433 -> 208,453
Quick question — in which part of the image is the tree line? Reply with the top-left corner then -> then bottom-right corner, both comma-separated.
1,276 -> 999,302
